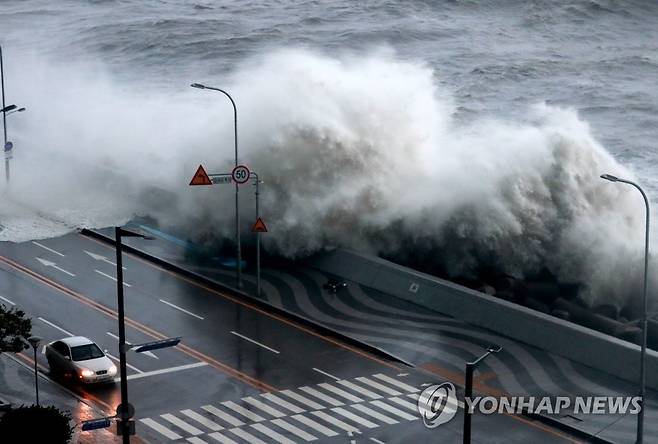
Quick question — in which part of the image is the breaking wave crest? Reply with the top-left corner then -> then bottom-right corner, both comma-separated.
2,48 -> 652,309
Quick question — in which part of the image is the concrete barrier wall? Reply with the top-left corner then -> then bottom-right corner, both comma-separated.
310,248 -> 658,390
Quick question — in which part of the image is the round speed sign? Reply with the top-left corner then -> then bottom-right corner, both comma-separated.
231,165 -> 251,184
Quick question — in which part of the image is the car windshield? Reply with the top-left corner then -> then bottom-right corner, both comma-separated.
71,344 -> 104,361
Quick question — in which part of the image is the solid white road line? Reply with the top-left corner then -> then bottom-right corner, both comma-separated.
370,400 -> 418,421
279,389 -> 325,410
242,397 -> 286,418
318,383 -> 363,403
337,380 -> 382,399
299,386 -> 344,406
106,353 -> 143,373
356,377 -> 402,396
207,431 -> 239,444
0,295 -> 15,305
331,407 -> 378,428
312,367 -> 340,381
388,397 -> 418,412
201,405 -> 245,427
121,362 -> 207,381
140,418 -> 182,440
291,414 -> 339,437
373,374 -> 419,392
221,401 -> 266,423
160,299 -> 205,320
228,427 -> 268,444
271,418 -> 318,442
229,331 -> 279,354
261,393 -> 305,414
95,269 -> 131,287
38,317 -> 74,337
181,409 -> 223,431
161,413 -> 204,435
32,241 -> 65,257
106,332 -> 158,359
187,437 -> 208,444
371,438 -> 387,444
250,423 -> 297,444
310,411 -> 359,433
351,404 -> 398,425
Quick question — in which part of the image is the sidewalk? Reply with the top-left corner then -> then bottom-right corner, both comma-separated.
0,353 -> 145,444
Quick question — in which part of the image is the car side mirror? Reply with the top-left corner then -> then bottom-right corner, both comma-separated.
104,349 -> 108,354
64,356 -> 71,361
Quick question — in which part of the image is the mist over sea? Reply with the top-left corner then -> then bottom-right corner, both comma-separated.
1,0 -> 657,310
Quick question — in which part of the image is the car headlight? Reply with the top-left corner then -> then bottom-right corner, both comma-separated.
108,365 -> 117,375
80,369 -> 94,377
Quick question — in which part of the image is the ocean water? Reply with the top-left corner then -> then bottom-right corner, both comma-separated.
1,0 -> 657,308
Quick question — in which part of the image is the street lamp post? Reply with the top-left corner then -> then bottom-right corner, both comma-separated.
463,345 -> 502,444
191,83 -> 242,288
27,336 -> 41,406
115,227 -> 151,443
601,173 -> 650,444
0,46 -> 25,184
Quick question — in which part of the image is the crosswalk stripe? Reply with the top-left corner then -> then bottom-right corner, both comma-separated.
228,427 -> 268,444
251,423 -> 297,444
292,414 -> 339,437
139,418 -> 182,440
389,396 -> 419,412
299,386 -> 344,406
371,400 -> 418,420
243,397 -> 286,418
201,405 -> 245,427
356,377 -> 402,396
337,380 -> 382,399
181,409 -> 224,431
261,393 -> 305,414
207,431 -> 239,444
280,389 -> 325,410
311,411 -> 359,433
161,413 -> 204,435
222,401 -> 266,423
318,383 -> 364,403
331,407 -> 378,428
187,437 -> 208,444
271,418 -> 318,441
351,404 -> 398,424
373,374 -> 420,392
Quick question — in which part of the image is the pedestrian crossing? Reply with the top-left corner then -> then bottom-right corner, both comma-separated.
139,373 -> 426,442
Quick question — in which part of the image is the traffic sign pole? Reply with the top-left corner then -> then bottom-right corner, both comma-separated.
251,172 -> 261,297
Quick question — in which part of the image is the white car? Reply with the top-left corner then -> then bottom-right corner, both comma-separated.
45,336 -> 117,384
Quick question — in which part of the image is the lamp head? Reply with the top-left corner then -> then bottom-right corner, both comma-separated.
190,83 -> 206,89
487,345 -> 502,354
1,104 -> 17,113
600,174 -> 619,182
17,107 -> 26,112
27,336 -> 42,348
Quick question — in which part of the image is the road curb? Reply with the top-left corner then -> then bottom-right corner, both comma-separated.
80,228 -> 416,369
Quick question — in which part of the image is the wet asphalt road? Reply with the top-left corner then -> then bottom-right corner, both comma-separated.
0,232 -> 579,443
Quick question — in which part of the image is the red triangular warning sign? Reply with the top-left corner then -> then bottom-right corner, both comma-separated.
251,217 -> 268,233
189,165 -> 212,186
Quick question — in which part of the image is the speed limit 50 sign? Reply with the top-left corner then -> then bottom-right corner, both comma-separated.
231,165 -> 250,184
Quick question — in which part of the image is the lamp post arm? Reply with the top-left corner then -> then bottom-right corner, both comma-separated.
203,86 -> 238,166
